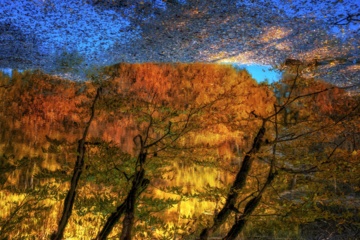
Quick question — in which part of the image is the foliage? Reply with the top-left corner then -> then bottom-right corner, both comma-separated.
0,63 -> 359,239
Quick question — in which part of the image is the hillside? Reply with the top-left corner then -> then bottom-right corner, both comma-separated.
0,63 -> 359,239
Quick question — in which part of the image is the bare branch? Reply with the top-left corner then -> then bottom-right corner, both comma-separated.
144,121 -> 172,149
333,13 -> 360,25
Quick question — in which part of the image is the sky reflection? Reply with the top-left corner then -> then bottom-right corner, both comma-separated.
0,0 -> 358,82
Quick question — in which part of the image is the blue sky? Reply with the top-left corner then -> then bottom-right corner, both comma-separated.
233,64 -> 282,83
0,64 -> 282,83
0,0 -> 140,62
0,0 -> 358,82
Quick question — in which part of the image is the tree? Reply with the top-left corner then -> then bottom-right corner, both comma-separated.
50,87 -> 102,240
0,63 -> 270,239
93,63 -> 274,238
0,63 -> 359,239
198,64 -> 360,239
0,70 -> 88,239
256,66 -> 360,239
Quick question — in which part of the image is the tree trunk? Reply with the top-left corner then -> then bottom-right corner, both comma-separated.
95,202 -> 127,240
51,87 -> 101,240
200,125 -> 266,240
95,152 -> 147,240
120,169 -> 145,240
223,171 -> 277,239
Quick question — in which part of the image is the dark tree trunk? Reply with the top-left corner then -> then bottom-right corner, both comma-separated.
200,125 -> 266,240
120,168 -> 145,240
95,202 -> 127,240
95,152 -> 148,240
51,87 -> 101,240
223,196 -> 262,240
223,171 -> 277,239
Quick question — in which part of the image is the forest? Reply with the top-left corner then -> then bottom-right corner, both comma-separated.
0,63 -> 359,239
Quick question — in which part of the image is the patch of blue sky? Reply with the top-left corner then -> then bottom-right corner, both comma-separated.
0,68 -> 13,77
0,68 -> 23,77
232,64 -> 282,83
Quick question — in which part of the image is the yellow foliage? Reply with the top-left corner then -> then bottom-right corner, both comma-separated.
0,64 -> 278,238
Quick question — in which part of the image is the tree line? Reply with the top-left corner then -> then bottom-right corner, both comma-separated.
0,63 -> 359,239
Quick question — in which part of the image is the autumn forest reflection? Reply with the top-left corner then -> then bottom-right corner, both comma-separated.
0,63 -> 359,239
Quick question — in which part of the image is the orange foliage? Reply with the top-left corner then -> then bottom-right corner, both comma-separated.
0,64 -> 277,238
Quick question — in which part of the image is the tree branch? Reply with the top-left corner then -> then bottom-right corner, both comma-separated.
51,87 -> 101,240
199,121 -> 266,239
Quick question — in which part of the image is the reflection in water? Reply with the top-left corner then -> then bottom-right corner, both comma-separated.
0,63 -> 275,239
1,63 -> 358,239
232,64 -> 282,83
